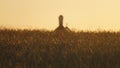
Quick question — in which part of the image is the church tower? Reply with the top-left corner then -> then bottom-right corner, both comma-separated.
55,15 -> 70,32
59,15 -> 63,27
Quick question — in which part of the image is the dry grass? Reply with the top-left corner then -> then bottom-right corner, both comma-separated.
0,29 -> 120,68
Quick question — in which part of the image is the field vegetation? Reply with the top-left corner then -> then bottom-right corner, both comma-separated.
0,29 -> 120,68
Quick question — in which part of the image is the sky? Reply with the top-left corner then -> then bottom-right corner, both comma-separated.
0,0 -> 120,31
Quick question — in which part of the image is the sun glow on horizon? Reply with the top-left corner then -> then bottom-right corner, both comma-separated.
0,0 -> 120,31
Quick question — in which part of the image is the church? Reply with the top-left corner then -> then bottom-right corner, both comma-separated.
55,15 -> 71,32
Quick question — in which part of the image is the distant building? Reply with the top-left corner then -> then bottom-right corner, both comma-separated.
55,15 -> 71,32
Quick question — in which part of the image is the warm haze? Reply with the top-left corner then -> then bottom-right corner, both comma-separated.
0,0 -> 120,31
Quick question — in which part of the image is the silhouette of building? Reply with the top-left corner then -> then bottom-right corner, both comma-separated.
55,15 -> 70,32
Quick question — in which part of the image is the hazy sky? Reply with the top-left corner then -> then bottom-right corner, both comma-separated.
0,0 -> 120,31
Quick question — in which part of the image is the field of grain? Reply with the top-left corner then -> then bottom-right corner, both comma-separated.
0,29 -> 120,68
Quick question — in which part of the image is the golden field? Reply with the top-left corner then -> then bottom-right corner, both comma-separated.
0,29 -> 120,68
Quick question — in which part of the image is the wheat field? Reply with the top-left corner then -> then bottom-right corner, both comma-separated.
0,29 -> 120,68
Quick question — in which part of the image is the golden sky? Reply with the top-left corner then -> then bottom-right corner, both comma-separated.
0,0 -> 120,31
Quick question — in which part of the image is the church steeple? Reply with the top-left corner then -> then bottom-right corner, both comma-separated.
55,15 -> 71,32
59,15 -> 63,27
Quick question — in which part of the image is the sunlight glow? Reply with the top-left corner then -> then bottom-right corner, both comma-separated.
0,0 -> 120,31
